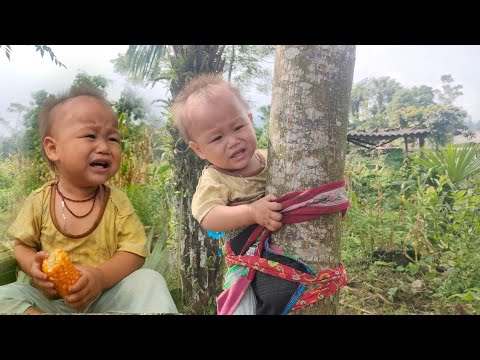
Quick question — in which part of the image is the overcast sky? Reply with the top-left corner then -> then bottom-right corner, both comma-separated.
1,45 -> 479,136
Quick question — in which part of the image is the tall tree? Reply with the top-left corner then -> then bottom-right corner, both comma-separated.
72,71 -> 109,96
387,86 -> 436,128
116,46 -> 225,313
387,85 -> 435,113
20,90 -> 50,159
223,45 -> 275,92
434,74 -> 463,106
116,45 -> 274,314
423,104 -> 467,146
268,45 -> 356,314
348,77 -> 402,129
369,77 -> 402,115
162,46 -> 225,314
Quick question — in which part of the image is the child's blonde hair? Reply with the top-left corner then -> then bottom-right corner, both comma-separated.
172,73 -> 250,142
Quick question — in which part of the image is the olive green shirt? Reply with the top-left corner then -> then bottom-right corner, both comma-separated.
192,149 -> 267,224
8,180 -> 148,268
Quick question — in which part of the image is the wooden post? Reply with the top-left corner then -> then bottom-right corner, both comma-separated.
419,135 -> 426,158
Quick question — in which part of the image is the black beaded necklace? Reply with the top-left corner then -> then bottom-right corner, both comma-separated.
55,181 -> 99,218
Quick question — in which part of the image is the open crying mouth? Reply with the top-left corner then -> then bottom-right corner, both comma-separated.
231,149 -> 245,158
90,162 -> 109,168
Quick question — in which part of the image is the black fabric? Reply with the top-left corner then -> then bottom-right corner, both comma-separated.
228,224 -> 258,255
227,226 -> 310,315
252,243 -> 309,315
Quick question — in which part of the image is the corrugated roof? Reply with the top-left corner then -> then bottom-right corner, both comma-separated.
348,127 -> 431,140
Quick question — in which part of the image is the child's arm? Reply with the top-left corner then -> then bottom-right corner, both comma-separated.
201,194 -> 283,232
13,240 -> 57,297
64,251 -> 144,309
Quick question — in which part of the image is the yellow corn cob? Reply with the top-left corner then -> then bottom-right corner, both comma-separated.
42,249 -> 80,298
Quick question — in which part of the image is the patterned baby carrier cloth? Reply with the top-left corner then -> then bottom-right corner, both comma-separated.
215,179 -> 351,315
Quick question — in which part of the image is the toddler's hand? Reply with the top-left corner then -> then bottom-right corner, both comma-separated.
64,266 -> 104,310
248,194 -> 283,231
31,251 -> 57,298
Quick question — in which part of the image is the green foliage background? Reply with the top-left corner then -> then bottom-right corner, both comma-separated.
1,46 -> 479,314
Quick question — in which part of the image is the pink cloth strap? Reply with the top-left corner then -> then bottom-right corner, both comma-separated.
219,179 -> 351,314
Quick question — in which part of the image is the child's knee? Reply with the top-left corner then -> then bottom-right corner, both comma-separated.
0,284 -> 40,313
124,269 -> 167,290
0,283 -> 33,299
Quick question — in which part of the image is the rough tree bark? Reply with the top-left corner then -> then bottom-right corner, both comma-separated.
267,45 -> 356,314
169,45 -> 226,314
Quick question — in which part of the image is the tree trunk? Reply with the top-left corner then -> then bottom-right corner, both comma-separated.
169,45 -> 226,314
267,45 -> 356,314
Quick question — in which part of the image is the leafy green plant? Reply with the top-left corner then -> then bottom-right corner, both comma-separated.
414,143 -> 480,188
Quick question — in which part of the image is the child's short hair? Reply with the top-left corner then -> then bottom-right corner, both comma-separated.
38,86 -> 112,171
172,73 -> 250,142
